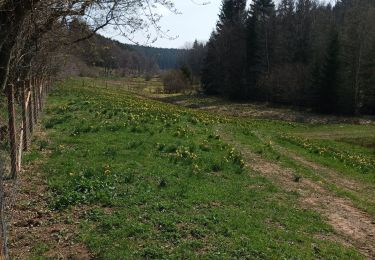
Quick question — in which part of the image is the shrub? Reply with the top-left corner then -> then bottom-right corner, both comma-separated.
161,70 -> 190,94
144,73 -> 153,81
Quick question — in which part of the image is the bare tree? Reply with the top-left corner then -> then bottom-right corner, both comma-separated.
0,0 -> 176,91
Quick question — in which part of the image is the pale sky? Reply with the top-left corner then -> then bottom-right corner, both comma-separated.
152,1 -> 223,48
99,0 -> 334,49
100,1 -> 222,49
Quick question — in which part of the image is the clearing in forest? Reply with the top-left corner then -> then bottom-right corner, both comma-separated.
9,78 -> 375,259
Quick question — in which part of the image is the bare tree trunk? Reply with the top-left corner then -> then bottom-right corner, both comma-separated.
21,82 -> 28,151
7,84 -> 17,179
354,44 -> 363,115
0,0 -> 38,91
0,46 -> 13,92
265,21 -> 270,75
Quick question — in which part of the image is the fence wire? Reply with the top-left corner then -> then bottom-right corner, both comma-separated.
0,79 -> 50,259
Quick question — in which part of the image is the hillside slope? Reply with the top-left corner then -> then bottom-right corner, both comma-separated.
64,23 -> 186,76
9,78 -> 375,259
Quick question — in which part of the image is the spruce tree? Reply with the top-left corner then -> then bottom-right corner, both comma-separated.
276,0 -> 296,63
217,0 -> 247,33
245,10 -> 259,99
360,42 -> 375,114
201,32 -> 221,95
317,28 -> 340,114
202,0 -> 247,98
295,0 -> 313,63
245,0 -> 275,100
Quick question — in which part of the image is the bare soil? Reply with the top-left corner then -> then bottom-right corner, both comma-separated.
5,130 -> 93,259
277,146 -> 363,192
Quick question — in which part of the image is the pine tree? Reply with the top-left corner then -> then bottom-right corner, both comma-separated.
201,32 -> 221,95
317,28 -> 340,114
244,10 -> 259,99
202,0 -> 247,98
217,0 -> 247,33
276,0 -> 296,63
295,0 -> 314,63
360,42 -> 375,114
245,0 -> 275,100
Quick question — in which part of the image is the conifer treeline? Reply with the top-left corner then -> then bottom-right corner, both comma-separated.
201,0 -> 375,115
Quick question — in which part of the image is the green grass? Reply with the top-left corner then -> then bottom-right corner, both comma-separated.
29,242 -> 50,260
224,119 -> 375,216
25,77 -> 369,259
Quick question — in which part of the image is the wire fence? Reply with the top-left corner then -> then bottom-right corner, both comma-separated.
0,78 -> 51,259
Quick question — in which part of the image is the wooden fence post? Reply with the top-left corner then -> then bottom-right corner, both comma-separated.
0,192 -> 8,260
35,78 -> 39,111
37,79 -> 42,111
28,80 -> 34,134
0,150 -> 8,260
32,78 -> 38,124
0,78 -> 50,260
7,84 -> 17,179
42,79 -> 45,103
21,81 -> 28,151
39,78 -> 44,108
42,79 -> 45,107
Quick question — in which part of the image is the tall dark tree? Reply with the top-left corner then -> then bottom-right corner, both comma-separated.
276,0 -> 296,63
316,28 -> 341,113
338,0 -> 375,114
245,0 -> 275,100
182,40 -> 207,84
201,32 -> 221,95
360,42 -> 375,114
202,0 -> 247,99
295,0 -> 314,63
201,0 -> 375,115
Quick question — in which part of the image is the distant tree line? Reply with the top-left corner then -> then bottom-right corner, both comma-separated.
64,20 -> 159,77
132,45 -> 188,70
62,20 -> 190,78
201,0 -> 375,115
180,40 -> 207,85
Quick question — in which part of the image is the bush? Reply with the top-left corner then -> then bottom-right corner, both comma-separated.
161,70 -> 190,94
144,73 -> 153,81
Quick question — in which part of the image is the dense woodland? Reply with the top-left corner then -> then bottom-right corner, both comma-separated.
133,45 -> 187,70
201,0 -> 375,115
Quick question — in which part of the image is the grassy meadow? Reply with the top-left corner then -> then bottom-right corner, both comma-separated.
22,77 -> 375,259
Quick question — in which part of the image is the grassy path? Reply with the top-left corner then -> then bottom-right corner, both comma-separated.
9,78 -> 375,259
218,128 -> 375,258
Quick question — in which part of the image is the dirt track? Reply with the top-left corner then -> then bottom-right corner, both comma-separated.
220,130 -> 375,259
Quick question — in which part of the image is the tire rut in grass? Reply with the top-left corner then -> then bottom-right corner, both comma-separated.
274,146 -> 370,192
219,130 -> 375,259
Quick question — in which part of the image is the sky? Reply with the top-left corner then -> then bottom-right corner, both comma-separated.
100,1 -> 222,49
99,0 -> 334,49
